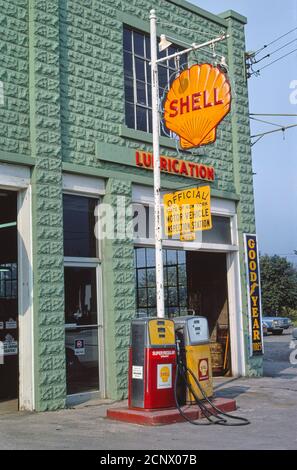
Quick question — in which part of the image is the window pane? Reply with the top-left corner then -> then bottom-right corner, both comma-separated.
168,307 -> 179,318
137,268 -> 146,288
138,288 -> 147,308
179,286 -> 188,307
178,250 -> 186,264
136,248 -> 146,268
123,51 -> 133,76
65,326 -> 99,395
145,36 -> 151,60
146,248 -> 155,267
63,195 -> 97,258
64,267 -> 98,325
158,65 -> 168,89
148,308 -> 156,317
136,106 -> 147,131
147,288 -> 156,307
124,76 -> 134,102
135,57 -> 145,81
123,28 -> 132,52
159,87 -> 165,100
133,31 -> 145,56
157,46 -> 167,60
146,268 -> 156,287
180,53 -> 188,68
167,266 -> 177,287
168,287 -> 178,306
202,216 -> 231,244
125,101 -> 135,129
166,250 -> 177,265
178,264 -> 187,285
136,80 -> 146,105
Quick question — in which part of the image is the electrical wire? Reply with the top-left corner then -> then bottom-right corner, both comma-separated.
250,46 -> 297,75
254,26 -> 297,56
251,123 -> 297,139
253,37 -> 297,65
250,116 -> 285,128
250,113 -> 297,117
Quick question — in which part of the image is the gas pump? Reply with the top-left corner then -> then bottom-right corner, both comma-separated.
173,315 -> 250,426
173,316 -> 213,403
128,317 -> 177,410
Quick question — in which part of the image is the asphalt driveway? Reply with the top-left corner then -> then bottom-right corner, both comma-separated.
0,330 -> 297,450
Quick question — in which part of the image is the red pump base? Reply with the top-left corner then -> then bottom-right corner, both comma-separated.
106,397 -> 236,426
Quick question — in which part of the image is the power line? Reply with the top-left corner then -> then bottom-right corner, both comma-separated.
250,116 -> 285,128
254,37 -> 297,64
254,26 -> 297,56
250,113 -> 297,117
251,123 -> 297,138
250,46 -> 297,75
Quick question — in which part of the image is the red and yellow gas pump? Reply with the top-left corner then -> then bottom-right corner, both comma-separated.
128,317 -> 177,409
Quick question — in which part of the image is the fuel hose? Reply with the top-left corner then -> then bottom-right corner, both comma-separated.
174,344 -> 250,426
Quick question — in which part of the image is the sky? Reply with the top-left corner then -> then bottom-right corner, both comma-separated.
190,0 -> 297,264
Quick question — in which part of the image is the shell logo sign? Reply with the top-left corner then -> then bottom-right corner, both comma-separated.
160,366 -> 170,383
157,363 -> 172,389
198,358 -> 209,381
164,63 -> 231,149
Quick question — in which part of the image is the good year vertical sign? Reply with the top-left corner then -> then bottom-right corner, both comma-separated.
244,234 -> 264,356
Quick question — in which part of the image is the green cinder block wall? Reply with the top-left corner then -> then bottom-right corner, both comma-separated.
0,0 -> 262,409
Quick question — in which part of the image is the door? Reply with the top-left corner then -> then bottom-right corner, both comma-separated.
63,194 -> 104,397
0,190 -> 18,402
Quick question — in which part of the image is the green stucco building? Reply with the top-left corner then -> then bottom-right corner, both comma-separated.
0,0 -> 263,412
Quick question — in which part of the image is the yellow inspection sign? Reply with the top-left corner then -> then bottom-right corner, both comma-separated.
163,186 -> 212,240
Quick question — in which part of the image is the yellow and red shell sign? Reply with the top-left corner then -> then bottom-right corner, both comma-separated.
164,63 -> 231,149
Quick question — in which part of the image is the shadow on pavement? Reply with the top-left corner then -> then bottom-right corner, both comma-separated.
214,385 -> 250,399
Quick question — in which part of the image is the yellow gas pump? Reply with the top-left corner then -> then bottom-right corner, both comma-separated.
174,316 -> 213,403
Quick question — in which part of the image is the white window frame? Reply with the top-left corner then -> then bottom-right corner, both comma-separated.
62,173 -> 106,403
0,163 -> 34,411
123,26 -> 187,134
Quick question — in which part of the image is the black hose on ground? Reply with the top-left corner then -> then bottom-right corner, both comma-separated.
174,343 -> 250,426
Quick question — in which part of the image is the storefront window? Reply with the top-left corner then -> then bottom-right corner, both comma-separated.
123,26 -> 187,135
134,247 -> 188,318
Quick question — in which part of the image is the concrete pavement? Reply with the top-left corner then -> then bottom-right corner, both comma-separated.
0,331 -> 296,450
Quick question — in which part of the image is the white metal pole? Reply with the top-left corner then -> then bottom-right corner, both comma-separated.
150,9 -> 165,319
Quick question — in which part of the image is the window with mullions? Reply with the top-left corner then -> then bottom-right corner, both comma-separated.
134,247 -> 188,318
123,26 -> 187,134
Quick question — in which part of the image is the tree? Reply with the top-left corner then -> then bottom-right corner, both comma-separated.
260,255 -> 297,316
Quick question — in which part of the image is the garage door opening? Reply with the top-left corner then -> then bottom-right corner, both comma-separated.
186,251 -> 231,377
135,247 -> 232,377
